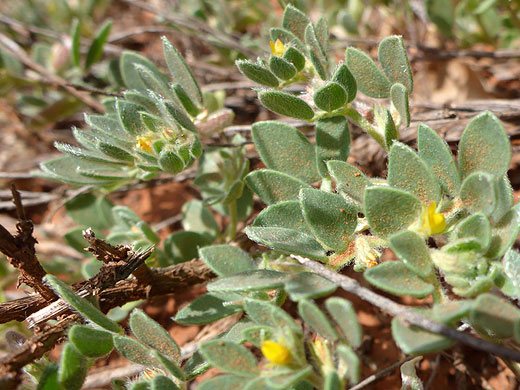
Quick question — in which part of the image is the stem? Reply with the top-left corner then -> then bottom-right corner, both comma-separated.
320,177 -> 332,192
226,200 -> 238,241
340,106 -> 387,149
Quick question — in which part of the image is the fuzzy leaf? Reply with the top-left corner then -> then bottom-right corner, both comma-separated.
267,366 -> 313,389
175,293 -> 241,325
390,83 -> 410,127
313,82 -> 346,112
432,300 -> 473,324
504,249 -> 520,292
120,51 -> 167,92
324,370 -> 341,390
68,325 -> 114,357
283,46 -> 306,71
378,36 -> 413,93
383,108 -> 399,150
426,0 -> 454,36
392,317 -> 454,354
305,24 -> 328,80
200,340 -> 259,376
253,201 -> 311,234
417,124 -> 460,196
45,275 -> 122,333
336,345 -> 360,384
200,245 -> 255,277
282,5 -> 310,41
269,28 -> 306,52
150,350 -> 185,379
345,47 -> 391,98
332,64 -> 357,103
244,299 -> 302,334
38,364 -> 59,390
207,269 -> 287,293
492,174 -> 514,222
114,335 -> 157,366
298,300 -> 338,341
285,272 -> 337,301
258,90 -> 315,120
300,188 -> 357,251
150,375 -> 179,390
269,56 -> 297,80
459,111 -> 511,179
85,20 -> 112,70
364,186 -> 422,237
116,100 -> 143,137
252,121 -> 319,183
182,200 -> 219,239
365,262 -> 434,298
245,169 -> 311,205
158,148 -> 184,174
58,344 -> 88,390
455,213 -> 491,252
389,230 -> 434,278
163,231 -> 212,264
198,376 -> 250,390
173,83 -> 199,117
327,160 -> 369,206
460,172 -> 496,216
486,205 -> 520,259
325,297 -> 362,348
388,142 -> 440,205
246,226 -> 327,260
236,60 -> 279,87
470,294 -> 520,338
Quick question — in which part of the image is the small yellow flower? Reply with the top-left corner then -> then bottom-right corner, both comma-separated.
261,340 -> 291,365
136,136 -> 153,153
421,201 -> 446,236
269,39 -> 285,57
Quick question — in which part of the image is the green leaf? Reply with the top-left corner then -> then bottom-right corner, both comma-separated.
324,370 -> 341,390
364,186 -> 422,238
315,17 -> 329,51
152,350 -> 185,380
267,367 -> 313,389
283,47 -> 306,71
455,213 -> 491,252
392,316 -> 454,354
258,90 -> 315,120
246,226 -> 327,260
158,148 -> 184,174
332,64 -> 357,103
313,82 -> 347,113
120,51 -> 167,92
71,19 -> 80,67
236,60 -> 279,87
336,345 -> 360,384
200,245 -> 255,277
45,275 -> 122,333
252,121 -> 319,183
253,201 -> 311,234
298,300 -> 339,341
400,356 -> 423,390
37,156 -> 113,185
300,188 -> 357,251
65,193 -> 114,230
486,205 -> 520,259
175,293 -> 242,325
388,142 -> 440,205
244,299 -> 302,335
431,300 -> 473,324
37,364 -> 59,390
242,325 -> 274,347
200,340 -> 259,377
305,23 -> 328,80
378,36 -> 413,93
383,108 -> 399,150
182,200 -> 219,239
129,309 -> 181,361
208,269 -> 287,293
285,272 -> 337,301
325,297 -> 362,348
426,0 -> 454,36
184,351 -> 210,380
504,249 -> 520,292
85,20 -> 112,69
245,377 -> 276,390
173,83 -> 199,117
365,262 -> 434,298
162,37 -> 203,104
282,5 -> 310,41
129,382 -> 150,390
163,231 -> 212,264
150,375 -> 179,390
58,343 -> 88,390
389,230 -> 434,278
269,28 -> 305,52
345,47 -> 391,98
114,335 -> 157,366
492,174 -> 514,222
390,83 -> 410,127
116,100 -> 143,137
460,172 -> 496,216
327,160 -> 369,206
245,169 -> 311,205
470,294 -> 520,339
269,56 -> 297,80
417,124 -> 460,196
97,141 -> 135,163
163,100 -> 197,133
459,111 -> 511,179
68,325 -> 114,357
198,376 -> 250,390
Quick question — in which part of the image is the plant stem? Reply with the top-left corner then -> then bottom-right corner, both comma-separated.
341,106 -> 386,149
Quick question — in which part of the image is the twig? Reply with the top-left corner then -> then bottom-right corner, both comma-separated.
425,354 -> 441,390
292,255 -> 520,363
349,356 -> 415,390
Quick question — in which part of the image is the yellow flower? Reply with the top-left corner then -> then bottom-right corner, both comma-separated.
421,201 -> 446,236
136,136 -> 153,153
261,340 -> 291,365
269,39 -> 285,57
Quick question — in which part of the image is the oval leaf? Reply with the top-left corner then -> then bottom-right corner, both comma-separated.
345,47 -> 391,98
389,230 -> 434,278
199,340 -> 259,377
245,169 -> 311,205
258,90 -> 315,120
200,245 -> 255,277
377,35 -> 413,93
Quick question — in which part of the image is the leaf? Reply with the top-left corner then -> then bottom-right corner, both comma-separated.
158,148 -> 184,174
383,108 -> 399,150
389,230 -> 434,278
236,60 -> 279,87
378,36 -> 413,93
470,293 -> 520,338
400,356 -> 423,390
173,83 -> 199,117
492,174 -> 514,222
120,51 -> 168,92
37,364 -> 59,390
504,249 -> 520,292
283,46 -> 306,71
199,340 -> 259,377
390,83 -> 410,127
37,156 -> 113,185
332,64 -> 357,103
324,370 -> 341,390
426,0 -> 454,36
327,160 -> 369,206
455,213 -> 491,252
184,351 -> 210,380
417,124 -> 460,196
163,231 -> 212,264
68,325 -> 114,357
245,169 -> 311,205
253,201 -> 311,234
152,350 -> 185,380
460,172 -> 496,216
45,275 -> 122,333
58,343 -> 88,390
365,262 -> 434,298
200,245 -> 255,277
298,300 -> 338,341
345,47 -> 391,98
269,56 -> 297,80
267,366 -> 313,389
97,141 -> 135,163
388,142 -> 440,205
486,205 -> 520,259
431,300 -> 473,324
182,200 -> 219,239
150,375 -> 179,390
282,5 -> 310,41
198,375 -> 250,390
71,19 -> 80,67
207,269 -> 287,293
65,193 -> 114,230
269,28 -> 306,52
300,188 -> 357,251
175,293 -> 242,325
114,335 -> 157,366
313,82 -> 346,112
325,297 -> 362,348
392,317 -> 454,354
244,299 -> 302,335
364,186 -> 422,238
459,111 -> 511,179
252,121 -> 319,183
246,226 -> 327,260
258,90 -> 315,120
129,382 -> 150,390
285,272 -> 337,301
336,345 -> 360,384
163,100 -> 197,133
129,309 -> 181,361
162,37 -> 203,104
85,20 -> 112,69
305,23 -> 328,80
